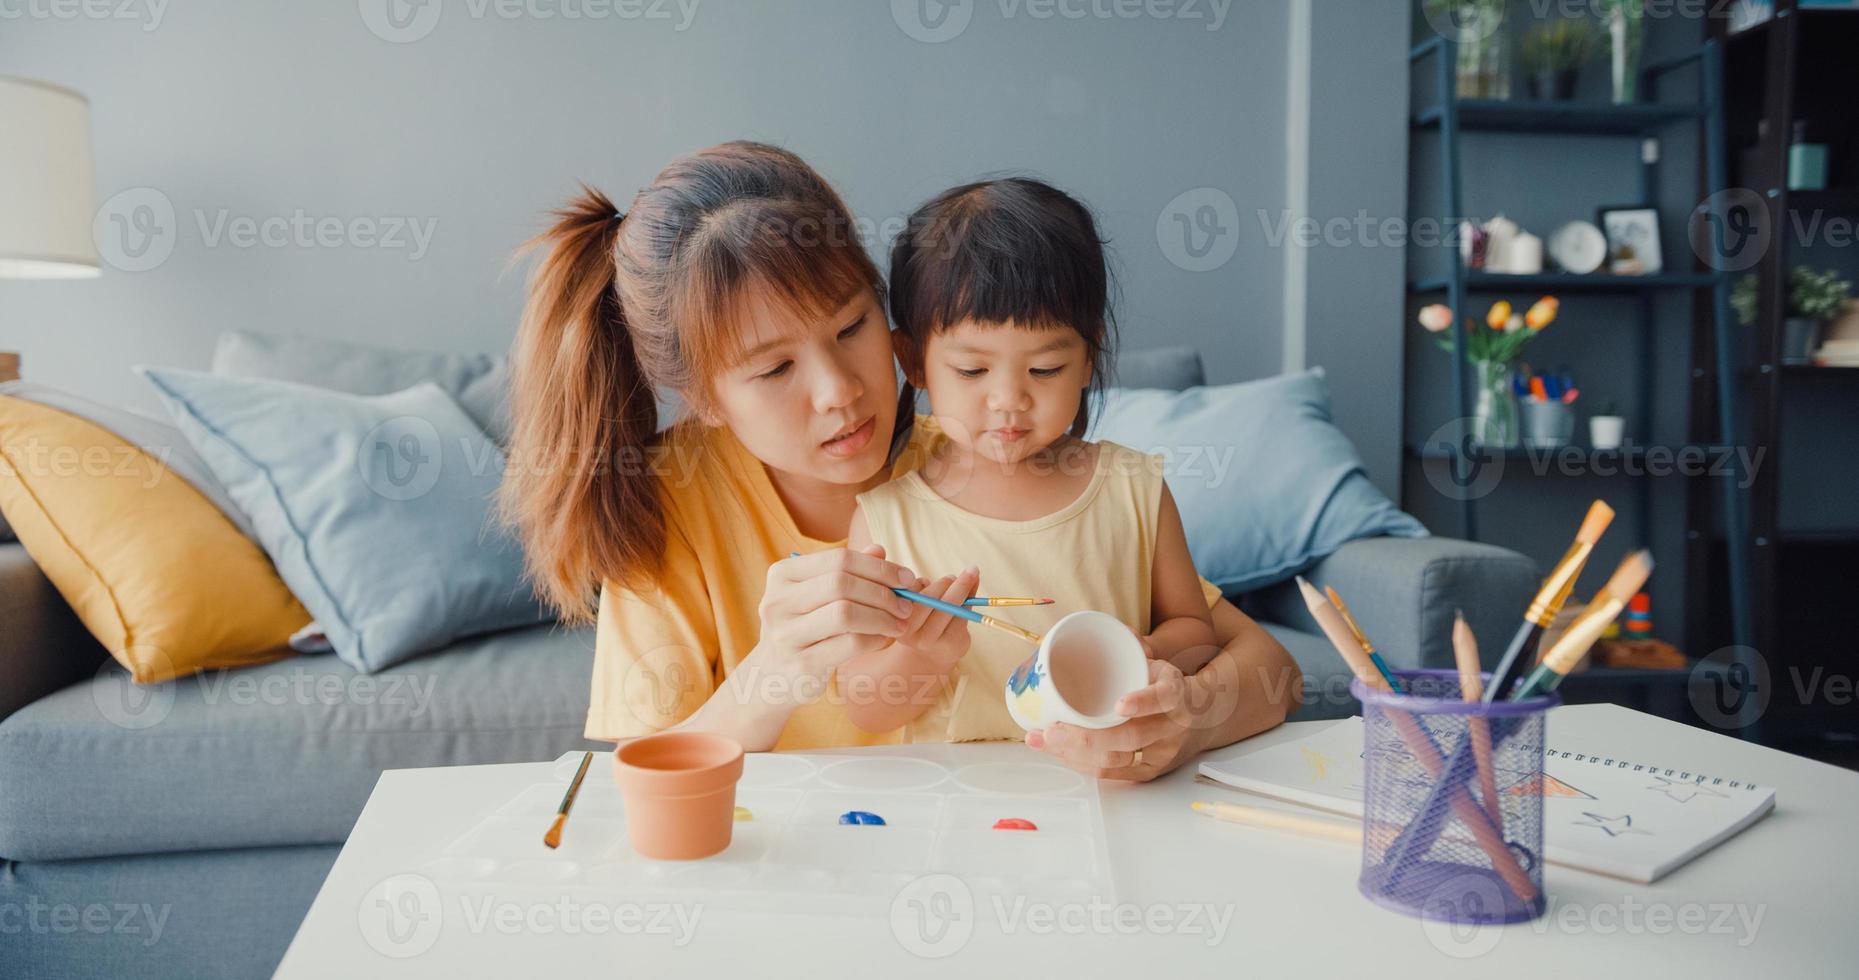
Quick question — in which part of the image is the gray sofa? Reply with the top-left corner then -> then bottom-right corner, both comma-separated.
0,350 -> 1537,978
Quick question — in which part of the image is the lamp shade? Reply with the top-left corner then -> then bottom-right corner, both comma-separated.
0,76 -> 99,279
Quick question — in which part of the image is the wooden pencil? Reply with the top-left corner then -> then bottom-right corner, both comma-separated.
1452,611 -> 1505,831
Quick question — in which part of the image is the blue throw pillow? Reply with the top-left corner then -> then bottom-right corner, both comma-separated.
138,367 -> 547,672
1090,368 -> 1426,594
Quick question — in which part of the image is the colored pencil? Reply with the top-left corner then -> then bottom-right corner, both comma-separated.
1191,801 -> 1361,845
543,751 -> 593,850
1451,611 -> 1504,830
1322,583 -> 1404,693
1485,500 -> 1614,701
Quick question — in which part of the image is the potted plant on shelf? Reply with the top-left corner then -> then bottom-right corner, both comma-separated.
1732,266 -> 1855,365
1597,0 -> 1644,103
1419,297 -> 1560,448
1521,18 -> 1594,101
1426,0 -> 1510,99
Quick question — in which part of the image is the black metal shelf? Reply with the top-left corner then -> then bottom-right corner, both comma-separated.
1412,99 -> 1703,135
1403,24 -> 1751,711
1776,527 -> 1859,544
1784,364 -> 1859,378
1411,271 -> 1719,293
1788,188 -> 1859,212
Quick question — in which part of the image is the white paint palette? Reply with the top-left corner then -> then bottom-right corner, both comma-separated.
428,743 -> 1114,916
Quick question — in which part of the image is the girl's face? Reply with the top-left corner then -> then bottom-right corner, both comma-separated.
911,319 -> 1090,466
704,287 -> 899,492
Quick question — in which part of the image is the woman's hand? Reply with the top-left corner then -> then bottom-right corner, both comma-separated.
835,565 -> 980,734
891,566 -> 979,673
1024,657 -> 1206,782
755,545 -> 918,683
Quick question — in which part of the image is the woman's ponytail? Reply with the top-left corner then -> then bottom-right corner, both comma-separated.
500,187 -> 661,623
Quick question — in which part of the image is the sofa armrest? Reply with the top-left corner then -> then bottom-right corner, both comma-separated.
1244,537 -> 1538,674
0,543 -> 106,722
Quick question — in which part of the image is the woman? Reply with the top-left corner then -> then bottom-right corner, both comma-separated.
499,141 -> 1301,780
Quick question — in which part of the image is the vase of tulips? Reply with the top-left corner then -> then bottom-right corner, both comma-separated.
1418,297 -> 1560,449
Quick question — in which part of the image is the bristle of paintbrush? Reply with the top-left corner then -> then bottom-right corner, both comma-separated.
1576,499 -> 1616,545
1600,548 -> 1655,600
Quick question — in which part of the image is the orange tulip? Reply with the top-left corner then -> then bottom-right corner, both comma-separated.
1417,304 -> 1454,332
1486,301 -> 1512,330
1526,296 -> 1559,331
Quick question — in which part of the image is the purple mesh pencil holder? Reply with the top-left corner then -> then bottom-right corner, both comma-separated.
1353,669 -> 1560,925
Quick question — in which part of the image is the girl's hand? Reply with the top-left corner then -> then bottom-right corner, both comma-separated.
1024,658 -> 1205,782
756,545 -> 918,681
891,566 -> 980,673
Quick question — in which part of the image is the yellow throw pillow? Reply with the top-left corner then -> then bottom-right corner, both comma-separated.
0,395 -> 311,683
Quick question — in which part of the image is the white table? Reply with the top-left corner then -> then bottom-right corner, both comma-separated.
277,705 -> 1858,977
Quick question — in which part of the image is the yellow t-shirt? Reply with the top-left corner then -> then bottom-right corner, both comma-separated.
586,417 -> 1218,749
856,441 -> 1212,742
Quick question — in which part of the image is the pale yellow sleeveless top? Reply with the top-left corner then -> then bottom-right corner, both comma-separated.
857,441 -> 1194,743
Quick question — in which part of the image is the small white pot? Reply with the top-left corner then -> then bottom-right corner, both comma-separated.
1004,610 -> 1149,731
1590,416 -> 1626,451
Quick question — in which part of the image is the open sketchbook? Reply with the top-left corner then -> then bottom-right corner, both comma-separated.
1198,718 -> 1775,883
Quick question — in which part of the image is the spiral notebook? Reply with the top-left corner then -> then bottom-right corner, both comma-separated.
1198,717 -> 1776,883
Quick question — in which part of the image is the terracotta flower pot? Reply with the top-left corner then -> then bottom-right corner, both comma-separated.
613,731 -> 745,860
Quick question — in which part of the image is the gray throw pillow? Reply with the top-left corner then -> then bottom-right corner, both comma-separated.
212,329 -> 511,444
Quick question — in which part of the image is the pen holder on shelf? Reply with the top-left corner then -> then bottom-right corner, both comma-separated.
1520,400 -> 1574,449
1353,670 -> 1559,925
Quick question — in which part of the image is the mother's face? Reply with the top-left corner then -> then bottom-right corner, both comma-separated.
703,287 -> 899,491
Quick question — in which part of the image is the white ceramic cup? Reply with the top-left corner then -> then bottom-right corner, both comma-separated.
1589,415 -> 1626,450
1004,610 -> 1151,731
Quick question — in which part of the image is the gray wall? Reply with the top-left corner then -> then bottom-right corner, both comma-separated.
1,0 -> 1410,492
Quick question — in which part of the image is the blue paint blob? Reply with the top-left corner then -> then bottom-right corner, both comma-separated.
837,810 -> 886,826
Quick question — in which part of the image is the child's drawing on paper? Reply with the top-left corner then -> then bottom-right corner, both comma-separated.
1572,812 -> 1652,837
1645,776 -> 1729,804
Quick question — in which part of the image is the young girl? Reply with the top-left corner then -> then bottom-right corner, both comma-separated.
838,178 -> 1219,741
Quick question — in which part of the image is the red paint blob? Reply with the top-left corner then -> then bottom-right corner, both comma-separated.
992,818 -> 1038,831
